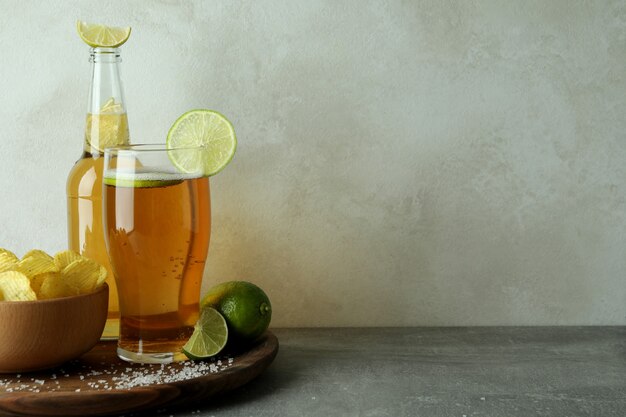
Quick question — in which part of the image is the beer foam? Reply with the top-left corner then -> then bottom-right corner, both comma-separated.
104,168 -> 201,182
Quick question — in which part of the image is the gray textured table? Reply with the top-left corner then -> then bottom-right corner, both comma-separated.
139,327 -> 625,417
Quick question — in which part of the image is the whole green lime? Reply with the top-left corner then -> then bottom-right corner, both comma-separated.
201,281 -> 272,341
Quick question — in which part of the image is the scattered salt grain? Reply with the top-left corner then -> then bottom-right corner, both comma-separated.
0,356 -> 234,394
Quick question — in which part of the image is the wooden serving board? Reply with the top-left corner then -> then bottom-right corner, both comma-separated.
0,332 -> 278,416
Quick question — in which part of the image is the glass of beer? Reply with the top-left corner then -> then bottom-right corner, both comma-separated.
102,144 -> 210,363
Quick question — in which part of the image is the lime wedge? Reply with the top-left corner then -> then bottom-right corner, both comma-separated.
166,110 -> 237,176
85,112 -> 130,153
76,21 -> 131,48
183,307 -> 229,360
100,97 -> 125,114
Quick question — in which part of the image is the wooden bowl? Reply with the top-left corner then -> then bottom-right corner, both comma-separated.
0,284 -> 108,373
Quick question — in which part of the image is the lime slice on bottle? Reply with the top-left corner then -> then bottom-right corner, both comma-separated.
182,306 -> 229,360
76,21 -> 131,48
166,110 -> 237,176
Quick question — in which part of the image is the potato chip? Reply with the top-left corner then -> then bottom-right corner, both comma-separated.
0,248 -> 17,257
30,271 -> 57,294
16,254 -> 59,278
96,264 -> 108,287
0,248 -> 107,300
0,251 -> 19,273
38,273 -> 77,299
53,250 -> 82,269
0,271 -> 37,301
22,249 -> 53,262
61,259 -> 101,294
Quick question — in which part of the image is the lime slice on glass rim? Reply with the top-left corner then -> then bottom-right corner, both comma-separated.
76,21 -> 131,48
183,306 -> 229,360
166,109 -> 237,176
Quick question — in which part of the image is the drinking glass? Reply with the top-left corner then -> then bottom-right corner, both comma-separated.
103,144 -> 211,363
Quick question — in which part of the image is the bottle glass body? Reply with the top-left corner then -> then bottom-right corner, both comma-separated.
66,47 -> 129,340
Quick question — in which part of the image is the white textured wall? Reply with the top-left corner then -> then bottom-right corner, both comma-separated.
0,1 -> 624,325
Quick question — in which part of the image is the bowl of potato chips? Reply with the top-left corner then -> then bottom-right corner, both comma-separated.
0,248 -> 109,373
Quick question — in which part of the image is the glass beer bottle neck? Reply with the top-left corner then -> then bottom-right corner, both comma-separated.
84,47 -> 130,156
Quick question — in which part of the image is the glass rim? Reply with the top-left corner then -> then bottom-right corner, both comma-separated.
103,143 -> 205,155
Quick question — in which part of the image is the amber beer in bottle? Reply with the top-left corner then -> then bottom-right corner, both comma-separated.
66,47 -> 130,339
